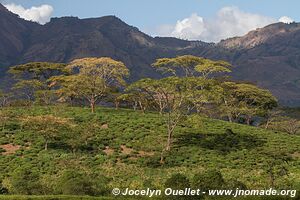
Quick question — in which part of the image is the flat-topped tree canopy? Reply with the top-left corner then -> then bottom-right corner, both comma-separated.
66,57 -> 129,86
9,62 -> 67,80
51,57 -> 129,113
152,55 -> 232,78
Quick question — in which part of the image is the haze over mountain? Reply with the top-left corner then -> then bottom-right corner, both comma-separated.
0,3 -> 300,106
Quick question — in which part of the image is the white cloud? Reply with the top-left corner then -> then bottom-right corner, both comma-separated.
155,6 -> 294,42
171,13 -> 206,40
279,16 -> 294,24
4,3 -> 53,24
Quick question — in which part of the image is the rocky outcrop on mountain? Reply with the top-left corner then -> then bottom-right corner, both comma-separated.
219,22 -> 300,49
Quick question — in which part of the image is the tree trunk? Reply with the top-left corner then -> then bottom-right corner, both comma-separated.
228,115 -> 233,123
70,96 -> 75,106
115,101 -> 119,110
133,101 -> 137,111
90,97 -> 95,113
246,116 -> 251,125
166,128 -> 172,151
45,140 -> 48,151
265,120 -> 270,129
159,107 -> 163,115
138,101 -> 145,114
160,149 -> 165,164
166,113 -> 173,151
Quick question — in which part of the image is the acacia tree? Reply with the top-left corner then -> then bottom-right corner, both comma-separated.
50,57 -> 129,113
195,60 -> 231,79
220,82 -> 278,124
184,77 -> 223,114
219,82 -> 243,122
153,55 -> 231,115
152,55 -> 231,78
117,93 -> 149,112
119,83 -> 158,113
153,55 -> 278,125
127,77 -> 198,156
126,76 -> 223,163
12,80 -> 44,102
123,56 -> 231,158
8,62 -> 67,104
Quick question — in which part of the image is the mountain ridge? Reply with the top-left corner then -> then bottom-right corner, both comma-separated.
219,22 -> 300,49
0,3 -> 300,106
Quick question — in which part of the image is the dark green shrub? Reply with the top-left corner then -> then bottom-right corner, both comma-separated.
143,179 -> 155,188
3,122 -> 20,131
165,173 -> 190,189
9,166 -> 43,195
57,170 -> 91,195
192,169 -> 225,191
225,179 -> 247,190
56,169 -> 109,196
164,173 -> 198,200
140,154 -> 161,168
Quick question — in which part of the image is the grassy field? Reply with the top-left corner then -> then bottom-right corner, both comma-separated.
0,106 -> 299,199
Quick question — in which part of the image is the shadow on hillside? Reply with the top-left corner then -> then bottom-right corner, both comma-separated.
175,129 -> 265,154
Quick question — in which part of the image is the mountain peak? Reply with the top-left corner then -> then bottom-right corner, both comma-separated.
0,3 -> 6,11
0,3 -> 12,14
219,22 -> 300,49
98,15 -> 122,21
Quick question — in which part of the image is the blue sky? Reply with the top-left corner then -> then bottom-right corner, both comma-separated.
1,0 -> 299,42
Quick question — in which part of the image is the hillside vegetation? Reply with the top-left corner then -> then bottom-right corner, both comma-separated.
0,55 -> 299,200
0,106 -> 299,199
